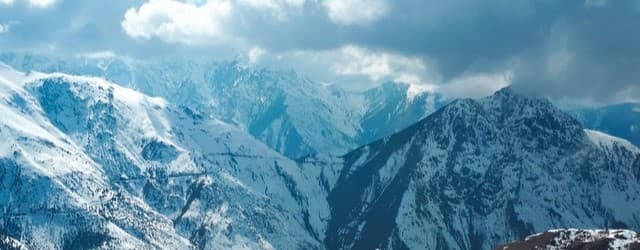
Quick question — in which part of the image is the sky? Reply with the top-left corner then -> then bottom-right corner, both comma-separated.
0,0 -> 639,104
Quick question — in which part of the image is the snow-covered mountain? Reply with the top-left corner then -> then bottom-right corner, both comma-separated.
3,55 -> 640,250
0,63 -> 329,249
322,87 -> 640,249
0,53 -> 445,159
495,229 -> 640,250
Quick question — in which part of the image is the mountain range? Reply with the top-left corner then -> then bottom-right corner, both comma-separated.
1,57 -> 639,249
2,53 -> 637,159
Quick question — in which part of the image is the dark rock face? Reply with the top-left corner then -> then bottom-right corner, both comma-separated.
34,78 -> 90,134
141,139 -> 179,163
495,229 -> 640,250
0,231 -> 28,250
493,232 -> 558,250
325,87 -> 640,250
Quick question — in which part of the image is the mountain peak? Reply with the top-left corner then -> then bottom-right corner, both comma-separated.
493,85 -> 518,96
487,85 -> 545,103
480,85 -> 564,119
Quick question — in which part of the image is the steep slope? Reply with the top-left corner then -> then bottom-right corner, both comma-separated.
570,103 -> 640,147
324,87 -> 640,250
0,64 -> 328,249
0,53 -> 444,159
495,229 -> 640,250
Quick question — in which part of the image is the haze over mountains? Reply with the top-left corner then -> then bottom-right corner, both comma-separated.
2,53 -> 638,157
1,59 -> 639,249
0,53 -> 447,159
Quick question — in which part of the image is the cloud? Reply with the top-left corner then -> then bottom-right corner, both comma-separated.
247,46 -> 266,64
440,71 -> 512,99
237,0 -> 305,19
331,45 -> 430,86
0,24 -> 9,34
0,0 -> 57,7
252,45 -> 436,92
0,21 -> 18,34
323,0 -> 388,25
510,1 -> 640,104
121,0 -> 233,45
76,50 -> 117,59
28,0 -> 57,8
1,0 -> 640,104
584,0 -> 609,8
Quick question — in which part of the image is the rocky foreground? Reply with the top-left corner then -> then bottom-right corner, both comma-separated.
495,229 -> 640,250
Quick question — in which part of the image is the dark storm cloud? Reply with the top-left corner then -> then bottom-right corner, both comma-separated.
1,0 -> 639,103
511,0 -> 640,103
0,1 -> 137,53
0,0 -> 234,58
227,0 -> 640,102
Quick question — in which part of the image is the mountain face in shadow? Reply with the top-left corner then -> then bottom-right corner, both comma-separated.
325,87 -> 640,250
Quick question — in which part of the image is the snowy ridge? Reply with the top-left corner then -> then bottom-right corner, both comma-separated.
586,129 -> 640,154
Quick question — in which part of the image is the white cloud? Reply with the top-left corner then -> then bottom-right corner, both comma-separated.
332,45 -> 431,86
0,0 -> 57,7
323,0 -> 389,25
0,21 -> 18,34
76,50 -> 117,59
247,47 -> 266,64
439,71 -> 512,99
121,0 -> 233,45
249,45 -> 436,91
28,0 -> 57,8
584,0 -> 609,8
237,0 -> 305,19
